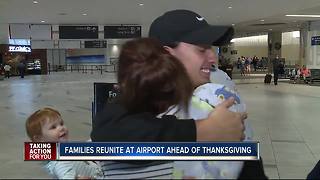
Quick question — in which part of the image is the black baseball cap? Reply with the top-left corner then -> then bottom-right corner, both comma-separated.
149,9 -> 234,46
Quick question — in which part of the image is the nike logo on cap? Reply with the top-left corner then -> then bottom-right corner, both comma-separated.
196,16 -> 204,21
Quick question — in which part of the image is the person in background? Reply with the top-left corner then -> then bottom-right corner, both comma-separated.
252,56 -> 257,71
0,64 -> 3,79
272,55 -> 281,85
4,64 -> 11,78
17,61 -> 25,78
290,64 -> 300,84
300,65 -> 311,82
261,57 -> 267,70
278,61 -> 285,78
240,57 -> 246,76
26,107 -> 103,179
237,57 -> 241,69
244,57 -> 251,76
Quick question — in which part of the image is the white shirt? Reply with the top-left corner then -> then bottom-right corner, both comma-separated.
44,160 -> 103,179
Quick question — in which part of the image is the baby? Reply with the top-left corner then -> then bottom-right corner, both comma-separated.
169,67 -> 253,179
25,107 -> 103,179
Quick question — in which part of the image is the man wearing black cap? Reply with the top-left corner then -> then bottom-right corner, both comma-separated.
149,9 -> 233,89
149,9 -> 267,179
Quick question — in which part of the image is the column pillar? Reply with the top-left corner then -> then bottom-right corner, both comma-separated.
299,22 -> 309,66
268,32 -> 282,72
268,31 -> 282,59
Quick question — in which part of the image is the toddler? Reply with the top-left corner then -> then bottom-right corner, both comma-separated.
25,107 -> 103,179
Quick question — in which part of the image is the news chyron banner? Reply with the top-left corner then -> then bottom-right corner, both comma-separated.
25,142 -> 259,161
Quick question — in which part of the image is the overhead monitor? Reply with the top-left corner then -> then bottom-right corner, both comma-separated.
84,40 -> 107,48
104,25 -> 141,39
9,24 -> 31,39
58,40 -> 81,49
30,24 -> 52,40
59,26 -> 99,39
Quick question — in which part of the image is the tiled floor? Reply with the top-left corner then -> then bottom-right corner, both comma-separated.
0,72 -> 319,179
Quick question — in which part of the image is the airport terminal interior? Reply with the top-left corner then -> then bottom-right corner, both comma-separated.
1,0 -> 320,179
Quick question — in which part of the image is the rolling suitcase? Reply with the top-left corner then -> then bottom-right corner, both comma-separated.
264,74 -> 272,84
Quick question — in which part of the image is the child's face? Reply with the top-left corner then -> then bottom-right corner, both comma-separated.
40,117 -> 69,142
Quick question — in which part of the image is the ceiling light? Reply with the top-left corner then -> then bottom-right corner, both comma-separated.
82,13 -> 87,16
33,1 -> 38,4
286,14 -> 320,18
139,3 -> 144,6
269,29 -> 273,31
228,6 -> 232,9
41,20 -> 45,23
231,24 -> 235,26
260,19 -> 265,22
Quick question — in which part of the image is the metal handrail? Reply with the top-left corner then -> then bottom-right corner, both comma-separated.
48,64 -> 117,74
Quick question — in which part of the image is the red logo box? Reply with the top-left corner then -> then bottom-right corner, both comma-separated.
24,142 -> 57,161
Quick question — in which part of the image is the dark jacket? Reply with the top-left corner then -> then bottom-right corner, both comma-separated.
272,58 -> 280,72
18,62 -> 25,71
91,103 -> 196,142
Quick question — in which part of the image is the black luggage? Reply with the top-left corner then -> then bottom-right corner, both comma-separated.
264,74 -> 272,84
